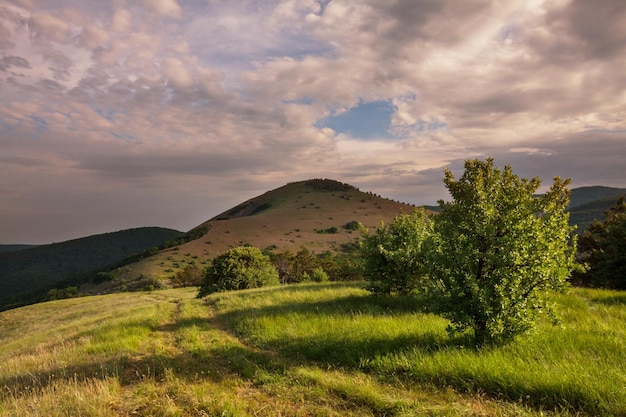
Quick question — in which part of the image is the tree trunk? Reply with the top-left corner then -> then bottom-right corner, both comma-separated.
474,319 -> 488,347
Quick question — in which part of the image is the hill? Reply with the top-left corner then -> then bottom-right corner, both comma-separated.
88,179 -> 420,294
0,227 -> 184,309
568,186 -> 626,209
1,283 -> 624,415
567,186 -> 626,231
0,244 -> 38,253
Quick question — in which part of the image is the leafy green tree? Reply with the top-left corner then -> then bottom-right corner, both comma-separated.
311,267 -> 329,283
427,158 -> 578,346
197,246 -> 279,297
361,209 -> 433,295
576,196 -> 626,289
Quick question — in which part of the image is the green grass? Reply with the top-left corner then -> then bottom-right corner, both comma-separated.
1,284 -> 625,416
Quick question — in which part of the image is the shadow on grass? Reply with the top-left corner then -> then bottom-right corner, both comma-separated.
589,293 -> 626,306
1,291 -> 609,416
206,291 -> 468,368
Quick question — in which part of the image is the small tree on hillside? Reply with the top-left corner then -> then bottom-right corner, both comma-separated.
427,158 -> 578,346
361,209 -> 433,295
197,246 -> 279,297
576,196 -> 626,289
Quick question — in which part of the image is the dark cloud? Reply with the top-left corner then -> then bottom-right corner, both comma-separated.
0,55 -> 30,71
546,0 -> 626,61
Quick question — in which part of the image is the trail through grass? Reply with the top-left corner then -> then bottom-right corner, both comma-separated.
1,283 -> 624,416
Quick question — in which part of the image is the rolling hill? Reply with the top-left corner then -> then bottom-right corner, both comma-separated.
0,244 -> 38,253
87,179 -> 419,294
0,227 -> 184,310
567,186 -> 626,231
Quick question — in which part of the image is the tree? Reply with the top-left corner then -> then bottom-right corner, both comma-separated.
427,158 -> 578,346
171,263 -> 203,288
576,196 -> 626,289
361,209 -> 433,295
197,246 -> 279,297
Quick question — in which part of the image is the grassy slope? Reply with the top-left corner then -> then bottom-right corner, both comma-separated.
2,283 -> 625,416
0,227 -> 184,301
93,180 -> 418,293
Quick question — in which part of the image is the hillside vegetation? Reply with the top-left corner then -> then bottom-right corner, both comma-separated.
92,179 -> 418,293
1,283 -> 625,416
0,227 -> 183,308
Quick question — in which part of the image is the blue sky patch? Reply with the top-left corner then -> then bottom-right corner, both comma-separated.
317,100 -> 396,139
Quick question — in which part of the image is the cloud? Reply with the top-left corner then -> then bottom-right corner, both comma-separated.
141,0 -> 183,18
28,12 -> 71,43
0,0 -> 624,243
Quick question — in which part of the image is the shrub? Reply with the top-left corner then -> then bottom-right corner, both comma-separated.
312,267 -> 329,283
360,209 -> 432,296
197,246 -> 279,297
171,264 -> 203,288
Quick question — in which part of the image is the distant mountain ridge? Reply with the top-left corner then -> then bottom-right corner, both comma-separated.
0,227 -> 184,309
568,186 -> 626,231
0,244 -> 38,253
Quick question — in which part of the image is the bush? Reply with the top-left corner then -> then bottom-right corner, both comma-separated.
360,209 -> 433,295
312,267 -> 329,283
197,246 -> 279,297
171,264 -> 203,288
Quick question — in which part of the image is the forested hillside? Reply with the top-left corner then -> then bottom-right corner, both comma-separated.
0,227 -> 183,309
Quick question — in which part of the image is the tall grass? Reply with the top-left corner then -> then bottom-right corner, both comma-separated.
1,283 -> 624,416
211,283 -> 626,416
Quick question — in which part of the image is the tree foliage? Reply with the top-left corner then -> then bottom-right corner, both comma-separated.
360,209 -> 433,295
171,263 -> 203,288
197,246 -> 279,297
427,158 -> 578,346
576,196 -> 626,289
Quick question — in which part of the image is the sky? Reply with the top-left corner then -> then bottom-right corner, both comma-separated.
1,0 -> 625,244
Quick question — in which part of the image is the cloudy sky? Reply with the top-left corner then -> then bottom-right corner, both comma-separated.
1,0 -> 625,244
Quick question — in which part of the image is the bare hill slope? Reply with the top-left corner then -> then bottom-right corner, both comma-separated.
92,179 -> 420,292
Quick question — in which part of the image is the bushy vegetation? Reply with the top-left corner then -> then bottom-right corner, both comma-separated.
575,196 -> 626,289
266,247 -> 361,284
360,209 -> 432,295
197,246 -> 280,296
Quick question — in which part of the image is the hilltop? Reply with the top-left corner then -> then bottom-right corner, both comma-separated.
89,179 -> 419,294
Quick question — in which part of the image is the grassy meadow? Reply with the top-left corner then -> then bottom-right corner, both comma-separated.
1,282 -> 625,416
